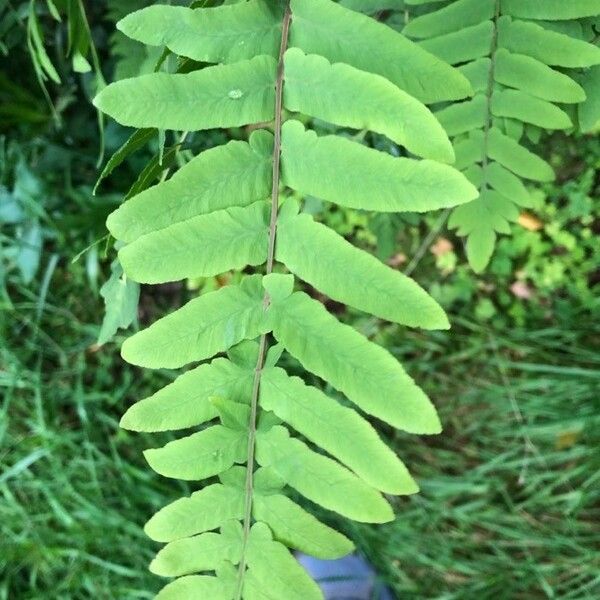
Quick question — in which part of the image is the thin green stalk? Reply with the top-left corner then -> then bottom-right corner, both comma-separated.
235,4 -> 292,598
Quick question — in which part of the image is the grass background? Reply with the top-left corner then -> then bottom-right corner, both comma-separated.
2,232 -> 599,599
2,2 -> 600,598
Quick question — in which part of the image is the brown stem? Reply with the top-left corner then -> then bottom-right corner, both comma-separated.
234,4 -> 292,598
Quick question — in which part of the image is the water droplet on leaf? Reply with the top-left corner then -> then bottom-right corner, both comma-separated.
228,89 -> 243,99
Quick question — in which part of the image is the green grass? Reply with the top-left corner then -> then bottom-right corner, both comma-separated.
2,265 -> 599,598
353,318 -> 600,599
1,280 -> 171,598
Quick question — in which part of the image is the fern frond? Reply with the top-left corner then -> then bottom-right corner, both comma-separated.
404,0 -> 600,271
94,0 -> 482,596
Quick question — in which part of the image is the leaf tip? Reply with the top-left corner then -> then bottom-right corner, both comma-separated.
143,447 -> 163,474
406,401 -> 443,436
119,408 -> 138,431
435,313 -> 451,331
378,501 -> 396,524
91,91 -> 102,111
115,10 -> 140,38
105,209 -> 119,238
143,515 -> 168,543
120,334 -> 146,367
424,412 -> 443,436
117,245 -> 143,283
439,141 -> 456,165
148,554 -> 170,577
463,179 -> 480,203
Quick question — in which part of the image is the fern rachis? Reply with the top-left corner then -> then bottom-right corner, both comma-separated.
234,6 -> 292,593
94,0 -> 479,597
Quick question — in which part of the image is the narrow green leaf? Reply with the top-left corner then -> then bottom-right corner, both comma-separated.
124,143 -> 180,201
454,131 -> 485,170
256,426 -> 394,523
404,0 -> 495,39
486,162 -> 532,207
495,49 -> 586,103
261,367 -> 418,494
145,484 -> 244,543
27,8 -> 61,84
289,0 -> 472,104
118,201 -> 270,284
255,275 -> 289,307
435,95 -> 487,136
94,128 -> 155,194
534,20 -> 588,39
459,58 -> 491,93
492,89 -> 572,130
270,291 -> 441,434
504,118 -> 525,141
118,1 -> 282,63
281,120 -> 477,213
487,127 -> 554,182
120,358 -> 253,432
501,0 -> 600,20
46,0 -> 61,20
253,493 -> 354,559
107,130 -> 273,243
213,398 -> 251,431
276,212 -> 448,329
220,465 -> 249,490
93,55 -> 276,130
283,48 -> 454,163
419,21 -> 494,66
498,17 -> 600,68
265,343 -> 284,368
121,276 -> 268,369
150,521 -> 243,577
227,340 -> 261,369
466,227 -> 496,273
144,425 -> 246,480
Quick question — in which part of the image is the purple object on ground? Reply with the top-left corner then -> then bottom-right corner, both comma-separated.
298,554 -> 394,600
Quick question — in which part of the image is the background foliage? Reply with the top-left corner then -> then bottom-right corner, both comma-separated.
1,1 -> 599,598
